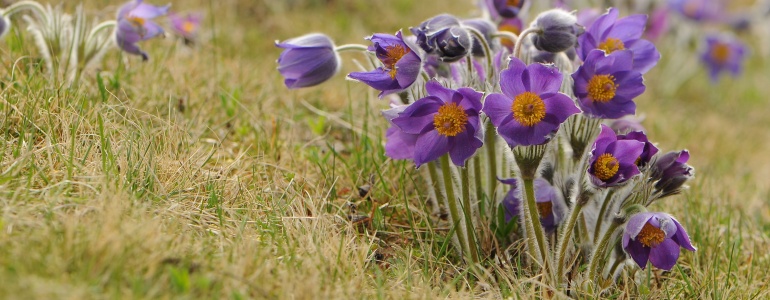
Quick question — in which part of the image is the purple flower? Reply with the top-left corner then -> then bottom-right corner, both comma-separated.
382,106 -> 419,160
623,212 -> 696,270
499,178 -> 565,231
644,8 -> 669,42
115,0 -> 170,61
276,33 -> 341,89
617,131 -> 658,168
577,8 -> 602,29
587,125 -> 644,187
530,9 -> 583,53
411,14 -> 473,62
572,49 -> 645,119
169,12 -> 202,42
651,150 -> 694,197
668,0 -> 722,22
483,58 -> 580,147
348,31 -> 422,97
577,7 -> 660,74
701,34 -> 747,82
492,0 -> 526,19
391,81 -> 483,167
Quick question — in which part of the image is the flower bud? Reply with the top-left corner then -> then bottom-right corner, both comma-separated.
530,9 -> 583,53
410,14 -> 461,54
275,33 -> 341,89
650,150 -> 694,198
433,26 -> 474,62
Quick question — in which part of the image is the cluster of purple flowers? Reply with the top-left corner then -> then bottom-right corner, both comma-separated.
114,0 -> 202,60
276,0 -> 699,290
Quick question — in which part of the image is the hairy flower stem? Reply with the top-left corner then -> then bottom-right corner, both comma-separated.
461,167 -> 480,264
87,20 -> 117,43
440,155 -> 470,262
485,121 -> 498,205
555,201 -> 584,282
467,27 -> 494,81
593,190 -> 616,242
491,31 -> 518,44
334,44 -> 370,52
587,222 -> 621,284
473,156 -> 485,219
513,27 -> 543,59
2,0 -> 47,19
522,177 -> 550,272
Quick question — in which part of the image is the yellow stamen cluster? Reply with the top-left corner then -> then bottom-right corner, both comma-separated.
182,21 -> 196,34
597,37 -> 626,54
128,16 -> 148,37
537,202 -> 553,219
587,74 -> 617,103
507,0 -> 521,6
710,43 -> 731,65
511,92 -> 546,127
382,45 -> 409,79
593,153 -> 620,181
433,103 -> 469,137
637,222 -> 666,247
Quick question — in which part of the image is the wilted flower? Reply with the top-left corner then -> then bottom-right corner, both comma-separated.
492,0 -> 526,19
530,9 -> 583,53
650,150 -> 694,197
572,50 -> 645,119
276,33 -> 341,89
115,0 -> 170,61
348,31 -> 421,97
587,125 -> 644,187
500,177 -> 565,231
483,58 -> 580,147
617,131 -> 658,168
623,212 -> 696,270
391,81 -> 483,167
169,12 -> 202,43
577,7 -> 660,74
700,34 -> 747,82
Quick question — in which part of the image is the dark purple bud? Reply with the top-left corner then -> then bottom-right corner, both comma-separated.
433,26 -> 474,62
530,9 -> 583,53
410,14 -> 461,54
650,150 -> 694,197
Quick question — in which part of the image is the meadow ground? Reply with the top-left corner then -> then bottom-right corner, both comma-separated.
1,0 -> 770,299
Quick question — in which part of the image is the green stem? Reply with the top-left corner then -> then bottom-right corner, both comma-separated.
465,56 -> 475,81
587,222 -> 621,284
522,177 -> 550,271
513,27 -> 543,59
466,27 -> 494,81
593,190 -> 616,243
485,121 -> 498,205
427,162 -> 446,219
555,200 -> 584,282
461,167 -> 480,264
491,31 -> 518,44
86,20 -> 117,43
473,155 -> 485,219
440,155 -> 469,262
334,44 -> 369,52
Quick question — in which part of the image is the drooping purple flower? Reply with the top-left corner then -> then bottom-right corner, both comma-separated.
492,0 -> 526,19
700,34 -> 748,82
391,81 -> 483,167
411,14 -> 473,62
499,178 -> 565,231
623,212 -> 696,270
668,0 -> 722,22
587,125 -> 644,187
115,0 -> 170,61
483,58 -> 580,147
650,150 -> 694,197
276,33 -> 341,89
382,106 -> 418,160
577,7 -> 660,74
617,131 -> 658,168
169,12 -> 202,43
348,31 -> 422,97
530,9 -> 583,53
572,49 -> 645,119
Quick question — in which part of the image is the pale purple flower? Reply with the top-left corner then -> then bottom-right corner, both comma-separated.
115,0 -> 170,60
499,178 -> 565,231
701,34 -> 748,82
169,12 -> 202,42
276,33 -> 341,89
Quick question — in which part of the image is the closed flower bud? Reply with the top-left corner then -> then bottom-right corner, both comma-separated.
275,33 -> 341,89
433,26 -> 473,62
650,150 -> 694,198
530,9 -> 583,53
411,14 -> 461,54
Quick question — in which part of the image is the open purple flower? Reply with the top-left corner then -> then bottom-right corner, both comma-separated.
577,7 -> 660,74
572,49 -> 645,119
382,105 -> 418,160
391,81 -> 483,167
348,31 -> 421,97
623,212 -> 696,270
499,178 -> 565,231
617,131 -> 658,168
276,33 -> 341,89
587,125 -> 644,187
651,150 -> 694,197
169,12 -> 202,43
483,58 -> 580,147
701,34 -> 747,82
115,0 -> 170,61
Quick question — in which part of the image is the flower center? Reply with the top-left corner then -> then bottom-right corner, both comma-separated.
381,44 -> 409,79
507,0 -> 521,6
498,23 -> 521,49
537,201 -> 553,219
587,74 -> 617,103
710,42 -> 731,65
637,222 -> 666,247
128,16 -> 148,37
433,102 -> 468,137
593,153 -> 620,181
511,92 -> 546,127
597,37 -> 626,54
182,21 -> 196,34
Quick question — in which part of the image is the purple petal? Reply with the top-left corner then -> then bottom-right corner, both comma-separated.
385,126 -> 417,160
526,63 -> 564,95
392,97 -> 444,134
608,14 -> 647,41
481,93 -> 513,127
671,217 -> 697,251
500,58 -> 527,98
542,93 -> 580,122
625,39 -> 660,74
414,130 -> 450,167
626,239 -> 651,269
649,239 -> 681,270
448,126 -> 483,166
347,69 -> 400,93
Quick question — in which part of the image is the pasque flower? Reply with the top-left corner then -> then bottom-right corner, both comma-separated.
650,150 -> 694,197
668,0 -> 722,22
587,125 -> 645,187
115,0 -> 171,61
492,0 -> 526,19
348,31 -> 421,97
391,81 -> 483,167
701,34 -> 747,82
572,49 -> 645,119
617,131 -> 658,168
530,9 -> 583,53
169,12 -> 202,43
500,177 -> 565,231
623,212 -> 696,270
276,33 -> 341,89
411,14 -> 474,62
483,58 -> 580,147
382,106 -> 418,160
577,7 -> 660,74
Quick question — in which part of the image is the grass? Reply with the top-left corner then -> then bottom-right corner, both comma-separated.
1,0 -> 770,298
